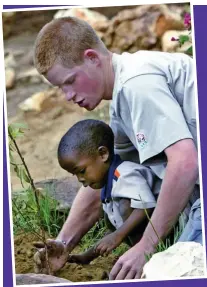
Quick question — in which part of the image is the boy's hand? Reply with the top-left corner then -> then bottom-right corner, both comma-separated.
95,232 -> 122,256
33,239 -> 69,274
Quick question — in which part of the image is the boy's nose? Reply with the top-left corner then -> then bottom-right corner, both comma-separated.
79,180 -> 88,187
65,92 -> 76,101
77,175 -> 85,184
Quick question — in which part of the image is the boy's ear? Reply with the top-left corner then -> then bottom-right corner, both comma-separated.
84,49 -> 100,65
98,146 -> 109,162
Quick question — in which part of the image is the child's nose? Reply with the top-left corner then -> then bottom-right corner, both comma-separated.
77,174 -> 85,183
65,91 -> 76,101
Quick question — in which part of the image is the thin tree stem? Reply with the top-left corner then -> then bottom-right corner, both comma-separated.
8,128 -> 51,274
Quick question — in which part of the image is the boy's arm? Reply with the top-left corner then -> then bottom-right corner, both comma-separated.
95,208 -> 153,255
67,207 -> 153,265
33,186 -> 102,274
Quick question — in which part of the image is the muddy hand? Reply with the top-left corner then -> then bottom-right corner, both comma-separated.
33,239 -> 69,274
68,246 -> 98,265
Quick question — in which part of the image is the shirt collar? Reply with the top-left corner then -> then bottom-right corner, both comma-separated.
101,154 -> 123,203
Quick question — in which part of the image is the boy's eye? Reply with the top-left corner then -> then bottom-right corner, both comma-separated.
79,169 -> 85,174
67,76 -> 76,85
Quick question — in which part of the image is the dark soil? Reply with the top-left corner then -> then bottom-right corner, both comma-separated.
14,232 -> 118,282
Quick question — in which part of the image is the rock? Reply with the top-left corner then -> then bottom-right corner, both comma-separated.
2,12 -> 16,39
16,273 -> 71,285
4,10 -> 55,40
91,6 -> 136,19
35,177 -> 81,212
154,4 -> 183,37
19,49 -> 35,67
16,68 -> 43,84
6,68 -> 15,89
4,52 -> 17,69
161,30 -> 192,53
54,8 -> 109,40
18,92 -> 48,112
18,88 -> 60,112
103,4 -> 184,53
142,242 -> 205,279
12,176 -> 80,213
26,250 -> 33,258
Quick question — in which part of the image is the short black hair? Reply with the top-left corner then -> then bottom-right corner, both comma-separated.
58,119 -> 114,164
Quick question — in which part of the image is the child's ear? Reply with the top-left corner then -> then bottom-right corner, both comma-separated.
98,146 -> 109,162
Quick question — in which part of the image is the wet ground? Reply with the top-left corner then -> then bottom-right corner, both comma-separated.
14,232 -> 119,283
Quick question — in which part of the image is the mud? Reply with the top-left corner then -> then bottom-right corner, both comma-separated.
14,232 -> 119,282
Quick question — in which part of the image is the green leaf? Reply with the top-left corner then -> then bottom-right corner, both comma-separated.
8,123 -> 28,140
9,123 -> 28,130
21,202 -> 27,210
13,166 -> 26,188
186,46 -> 193,56
8,125 -> 12,132
14,165 -> 18,175
19,168 -> 26,188
179,35 -> 190,45
9,150 -> 14,163
22,169 -> 31,184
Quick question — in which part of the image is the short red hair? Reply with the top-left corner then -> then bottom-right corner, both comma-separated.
34,17 -> 108,74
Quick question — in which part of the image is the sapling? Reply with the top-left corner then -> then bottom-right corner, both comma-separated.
8,123 -> 51,274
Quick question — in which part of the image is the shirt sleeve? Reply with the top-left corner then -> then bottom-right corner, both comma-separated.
113,163 -> 158,209
121,74 -> 193,164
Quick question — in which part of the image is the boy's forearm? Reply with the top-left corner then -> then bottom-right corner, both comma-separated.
57,186 -> 102,251
114,208 -> 153,242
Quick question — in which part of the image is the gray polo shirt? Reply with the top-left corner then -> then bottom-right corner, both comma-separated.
102,161 -> 161,229
110,51 -> 198,182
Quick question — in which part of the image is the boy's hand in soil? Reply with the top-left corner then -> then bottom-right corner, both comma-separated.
67,232 -> 122,265
95,232 -> 122,256
33,239 -> 69,274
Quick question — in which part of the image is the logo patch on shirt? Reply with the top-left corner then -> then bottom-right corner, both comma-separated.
136,132 -> 147,149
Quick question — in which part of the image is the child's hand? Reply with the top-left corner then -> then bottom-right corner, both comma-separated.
33,239 -> 69,274
94,232 -> 122,256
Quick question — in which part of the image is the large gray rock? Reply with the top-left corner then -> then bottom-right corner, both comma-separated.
142,242 -> 205,279
16,273 -> 71,285
12,176 -> 80,214
35,177 -> 81,212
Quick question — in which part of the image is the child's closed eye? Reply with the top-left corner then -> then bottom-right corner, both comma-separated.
79,168 -> 86,174
66,75 -> 76,85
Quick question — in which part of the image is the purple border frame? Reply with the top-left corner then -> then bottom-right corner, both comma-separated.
3,4 -> 207,287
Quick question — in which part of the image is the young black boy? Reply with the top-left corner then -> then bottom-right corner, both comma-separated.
57,119 -> 161,263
